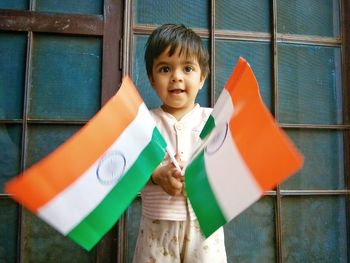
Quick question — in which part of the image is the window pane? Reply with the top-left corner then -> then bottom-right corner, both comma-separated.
132,36 -> 210,109
215,40 -> 272,109
278,44 -> 342,124
277,0 -> 340,37
0,32 -> 26,119
216,0 -> 270,32
281,129 -> 344,190
134,0 -> 209,29
224,197 -> 276,263
26,124 -> 81,167
132,36 -> 161,109
0,198 -> 18,263
281,196 -> 348,262
21,209 -> 94,263
0,124 -> 21,192
30,34 -> 101,121
127,198 -> 142,263
281,129 -> 345,190
0,0 -> 28,10
35,0 -> 103,15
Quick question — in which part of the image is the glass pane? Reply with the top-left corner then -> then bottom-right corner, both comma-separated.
134,0 -> 209,29
0,32 -> 26,120
132,36 -> 210,109
35,0 -> 103,15
216,0 -> 270,32
127,197 -> 142,263
22,209 -> 94,263
215,40 -> 272,109
277,0 -> 340,37
281,129 -> 344,190
0,0 -> 28,10
26,124 -> 81,168
0,198 -> 18,263
278,44 -> 342,124
0,124 -> 21,192
224,197 -> 276,263
281,196 -> 348,262
30,34 -> 101,121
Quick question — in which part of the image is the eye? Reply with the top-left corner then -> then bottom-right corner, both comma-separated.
184,66 -> 194,73
159,66 -> 170,73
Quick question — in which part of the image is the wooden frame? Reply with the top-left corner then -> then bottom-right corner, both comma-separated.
0,1 -> 123,262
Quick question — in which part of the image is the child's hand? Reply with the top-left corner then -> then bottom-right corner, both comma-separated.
151,154 -> 184,196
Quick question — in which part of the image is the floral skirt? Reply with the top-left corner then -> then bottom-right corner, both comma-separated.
132,216 -> 227,263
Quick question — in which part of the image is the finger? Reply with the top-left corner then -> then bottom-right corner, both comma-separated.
169,176 -> 183,189
172,170 -> 184,181
175,152 -> 182,163
163,153 -> 170,162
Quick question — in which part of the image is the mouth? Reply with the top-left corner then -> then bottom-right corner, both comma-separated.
170,89 -> 185,94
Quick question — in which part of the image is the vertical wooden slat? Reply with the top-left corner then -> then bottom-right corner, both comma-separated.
18,0 -> 35,260
122,0 -> 132,77
271,1 -> 283,263
341,0 -> 350,260
210,0 -> 216,107
115,1 -> 133,262
101,0 -> 123,106
96,0 -> 124,262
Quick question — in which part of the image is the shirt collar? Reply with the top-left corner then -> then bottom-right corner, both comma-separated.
159,104 -> 200,123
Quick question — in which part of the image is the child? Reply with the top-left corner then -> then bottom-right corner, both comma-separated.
133,24 -> 227,263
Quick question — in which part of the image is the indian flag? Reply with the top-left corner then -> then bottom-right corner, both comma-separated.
200,57 -> 249,140
5,77 -> 167,250
185,58 -> 304,237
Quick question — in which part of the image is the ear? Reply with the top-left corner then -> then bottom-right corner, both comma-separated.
199,74 -> 207,90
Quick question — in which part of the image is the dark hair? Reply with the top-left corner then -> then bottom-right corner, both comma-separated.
145,24 -> 209,78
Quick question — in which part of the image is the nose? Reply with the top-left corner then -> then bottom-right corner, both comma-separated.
171,69 -> 183,82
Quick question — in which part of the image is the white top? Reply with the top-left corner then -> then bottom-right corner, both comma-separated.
141,104 -> 212,221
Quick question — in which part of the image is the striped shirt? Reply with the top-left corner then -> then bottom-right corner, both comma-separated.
141,104 -> 212,221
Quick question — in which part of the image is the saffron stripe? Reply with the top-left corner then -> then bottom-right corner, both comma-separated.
67,128 -> 166,250
5,76 -> 142,212
228,63 -> 303,191
185,150 -> 226,238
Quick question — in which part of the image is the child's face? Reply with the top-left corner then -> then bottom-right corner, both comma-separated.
150,47 -> 205,117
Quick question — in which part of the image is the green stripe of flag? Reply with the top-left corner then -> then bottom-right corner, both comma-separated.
67,128 -> 166,250
199,115 -> 215,140
185,149 -> 226,237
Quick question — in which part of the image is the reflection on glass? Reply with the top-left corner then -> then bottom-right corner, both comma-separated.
281,196 -> 347,262
0,124 -> 21,192
30,34 -> 101,121
278,44 -> 342,124
26,124 -> 80,168
216,0 -> 270,33
281,130 -> 344,190
134,0 -> 209,29
277,0 -> 340,37
0,0 -> 28,10
0,199 -> 18,263
22,210 -> 94,262
224,197 -> 276,263
215,40 -> 272,110
0,32 -> 26,119
35,0 -> 102,14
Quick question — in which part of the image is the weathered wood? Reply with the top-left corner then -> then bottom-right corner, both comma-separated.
0,9 -> 103,35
